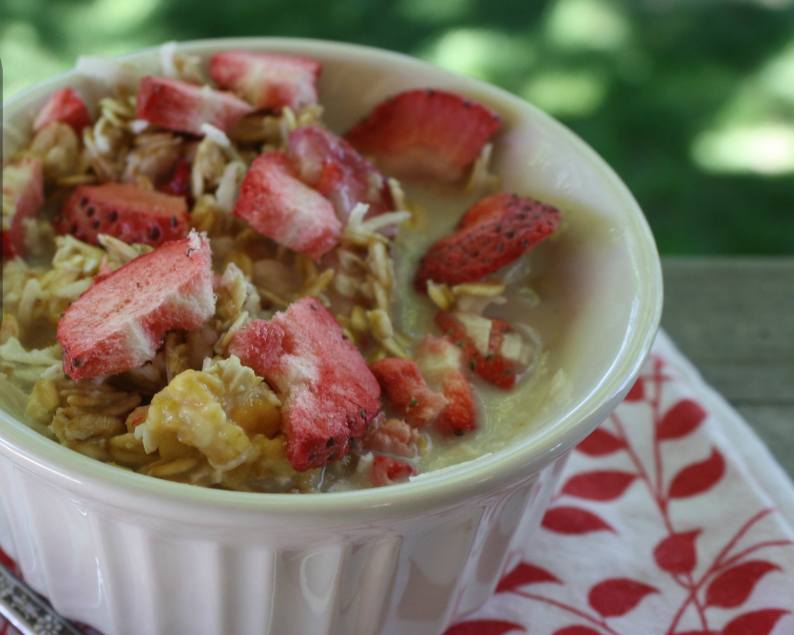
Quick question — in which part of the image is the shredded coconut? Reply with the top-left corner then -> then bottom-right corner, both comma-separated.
128,119 -> 149,134
200,123 -> 231,148
159,41 -> 178,78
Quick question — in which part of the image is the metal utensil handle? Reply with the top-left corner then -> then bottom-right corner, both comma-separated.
0,564 -> 84,635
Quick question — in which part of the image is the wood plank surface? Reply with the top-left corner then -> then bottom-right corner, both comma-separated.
662,258 -> 794,478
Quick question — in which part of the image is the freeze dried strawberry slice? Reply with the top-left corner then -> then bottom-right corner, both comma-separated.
234,151 -> 341,259
370,357 -> 446,426
227,319 -> 285,374
346,88 -> 501,182
436,312 -> 533,389
136,76 -> 253,136
371,455 -> 416,487
2,157 -> 44,259
416,336 -> 477,435
59,182 -> 189,246
33,87 -> 92,134
230,297 -> 381,470
57,231 -> 215,380
415,193 -> 560,289
287,125 -> 393,221
210,50 -> 321,111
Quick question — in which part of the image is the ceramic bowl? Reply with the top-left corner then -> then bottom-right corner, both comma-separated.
0,38 -> 662,635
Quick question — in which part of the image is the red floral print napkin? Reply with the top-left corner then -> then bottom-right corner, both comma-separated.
0,331 -> 792,635
445,331 -> 794,635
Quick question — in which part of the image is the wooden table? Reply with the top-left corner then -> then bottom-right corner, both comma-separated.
662,258 -> 793,479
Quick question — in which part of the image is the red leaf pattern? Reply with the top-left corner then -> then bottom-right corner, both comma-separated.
496,562 -> 560,592
625,377 -> 645,401
553,627 -> 602,635
576,428 -> 626,456
587,578 -> 658,617
654,530 -> 701,574
720,609 -> 790,635
542,506 -> 615,535
562,470 -> 637,501
657,399 -> 707,440
705,561 -> 781,608
668,448 -> 726,498
443,620 -> 526,635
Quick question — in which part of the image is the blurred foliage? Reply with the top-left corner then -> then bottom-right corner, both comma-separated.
2,0 -> 793,254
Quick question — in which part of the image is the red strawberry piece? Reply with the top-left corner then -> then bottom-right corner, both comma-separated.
364,417 -> 419,458
435,312 -> 533,389
209,50 -> 321,111
159,158 -> 192,199
2,157 -> 44,258
416,336 -> 477,436
370,357 -> 446,426
233,151 -> 341,259
226,319 -> 285,372
436,371 -> 478,436
229,297 -> 381,471
346,88 -> 501,182
57,231 -> 215,380
287,124 -> 393,222
33,87 -> 92,134
371,455 -> 416,487
415,192 -> 561,289
59,182 -> 189,246
136,76 -> 253,136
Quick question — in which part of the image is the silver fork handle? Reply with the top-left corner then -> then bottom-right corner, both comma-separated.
0,564 -> 84,635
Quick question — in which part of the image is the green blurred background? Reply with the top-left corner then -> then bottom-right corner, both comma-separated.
2,0 -> 793,254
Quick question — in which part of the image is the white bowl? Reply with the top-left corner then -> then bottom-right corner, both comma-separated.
0,38 -> 662,635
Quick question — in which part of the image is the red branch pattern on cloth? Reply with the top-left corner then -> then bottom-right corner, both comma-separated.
0,348 -> 792,635
447,354 -> 794,635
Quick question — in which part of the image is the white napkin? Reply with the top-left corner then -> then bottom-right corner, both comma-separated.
445,331 -> 794,635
